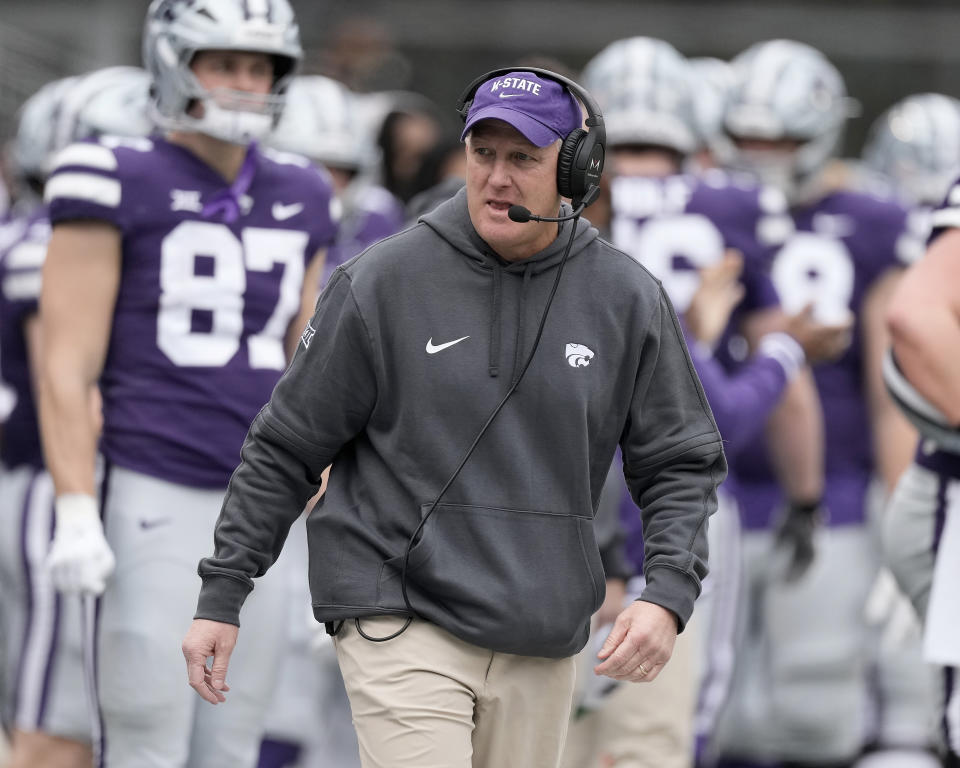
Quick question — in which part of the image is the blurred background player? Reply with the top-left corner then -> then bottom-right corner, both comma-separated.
882,102 -> 960,768
269,74 -> 405,288
711,39 -> 939,768
258,72 -> 402,768
861,92 -> 960,252
0,65 -> 149,768
559,36 -> 847,768
36,1 -> 338,766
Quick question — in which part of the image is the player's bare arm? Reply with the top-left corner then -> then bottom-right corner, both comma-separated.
39,221 -> 121,495
863,268 -> 917,491
285,247 -> 326,359
887,227 -> 960,425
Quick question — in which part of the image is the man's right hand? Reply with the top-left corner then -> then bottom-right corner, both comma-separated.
46,494 -> 115,595
183,619 -> 238,705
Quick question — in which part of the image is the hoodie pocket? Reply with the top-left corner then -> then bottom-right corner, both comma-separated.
379,503 -> 605,658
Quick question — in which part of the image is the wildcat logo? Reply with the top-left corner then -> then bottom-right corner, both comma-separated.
565,343 -> 594,368
301,321 -> 316,349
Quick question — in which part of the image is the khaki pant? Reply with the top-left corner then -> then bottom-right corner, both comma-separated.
560,613 -> 699,768
334,615 -> 577,768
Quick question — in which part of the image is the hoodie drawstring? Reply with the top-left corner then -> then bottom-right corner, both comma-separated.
511,264 -> 533,385
489,264 -> 502,377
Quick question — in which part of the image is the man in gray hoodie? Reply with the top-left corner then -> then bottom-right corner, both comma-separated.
183,69 -> 726,768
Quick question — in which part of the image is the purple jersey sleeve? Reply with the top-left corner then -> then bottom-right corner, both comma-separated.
46,138 -> 146,232
682,324 -> 790,458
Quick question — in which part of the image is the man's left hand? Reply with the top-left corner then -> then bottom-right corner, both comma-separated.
593,600 -> 677,683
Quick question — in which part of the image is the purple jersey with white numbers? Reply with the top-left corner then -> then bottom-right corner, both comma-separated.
733,190 -> 919,529
610,169 -> 791,319
0,207 -> 50,469
46,136 -> 337,488
323,183 -> 404,287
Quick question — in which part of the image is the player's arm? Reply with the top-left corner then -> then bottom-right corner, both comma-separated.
285,247 -> 326,360
863,268 -> 917,491
887,228 -> 960,425
38,221 -> 121,595
740,306 -> 825,503
39,221 -> 120,494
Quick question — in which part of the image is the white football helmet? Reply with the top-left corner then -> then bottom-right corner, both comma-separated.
723,40 -> 857,201
688,57 -> 735,153
142,0 -> 302,144
862,93 -> 960,207
581,37 -> 698,155
12,76 -> 81,182
55,66 -> 154,147
268,76 -> 375,171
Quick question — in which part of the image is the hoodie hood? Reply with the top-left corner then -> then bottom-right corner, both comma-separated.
419,185 -> 599,275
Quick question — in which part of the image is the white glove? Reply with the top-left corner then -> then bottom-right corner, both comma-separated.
46,494 -> 115,595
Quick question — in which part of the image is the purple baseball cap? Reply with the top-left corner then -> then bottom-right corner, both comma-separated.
461,71 -> 582,147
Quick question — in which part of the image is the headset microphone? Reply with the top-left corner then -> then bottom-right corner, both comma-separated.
508,202 -> 587,224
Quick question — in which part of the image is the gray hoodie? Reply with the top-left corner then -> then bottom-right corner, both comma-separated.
196,187 -> 726,659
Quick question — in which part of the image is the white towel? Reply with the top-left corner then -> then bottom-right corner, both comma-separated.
923,481 -> 960,666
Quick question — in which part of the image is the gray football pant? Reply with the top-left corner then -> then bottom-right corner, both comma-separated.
0,464 -> 90,740
94,465 -> 289,768
712,513 -> 936,764
886,462 -> 959,755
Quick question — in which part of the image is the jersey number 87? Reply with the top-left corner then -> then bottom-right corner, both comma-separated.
158,220 -> 307,370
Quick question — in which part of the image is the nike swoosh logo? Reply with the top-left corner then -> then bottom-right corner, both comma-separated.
272,202 -> 304,221
499,93 -> 522,99
426,336 -> 470,354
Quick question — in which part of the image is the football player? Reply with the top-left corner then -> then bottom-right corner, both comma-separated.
878,94 -> 960,768
0,66 -> 150,768
712,40 -> 938,768
885,168 -> 960,768
37,1 -> 338,766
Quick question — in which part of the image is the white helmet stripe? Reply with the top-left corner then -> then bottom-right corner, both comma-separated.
744,40 -> 795,105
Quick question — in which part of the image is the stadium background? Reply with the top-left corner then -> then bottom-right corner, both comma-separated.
3,0 -> 960,154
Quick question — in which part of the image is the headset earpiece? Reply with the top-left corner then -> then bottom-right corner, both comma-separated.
456,66 -> 605,208
557,128 -> 585,200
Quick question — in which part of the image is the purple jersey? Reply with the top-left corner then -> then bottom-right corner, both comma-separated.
733,189 -> 920,529
0,208 -> 50,469
610,169 -> 792,318
323,183 -> 404,287
46,136 -> 338,488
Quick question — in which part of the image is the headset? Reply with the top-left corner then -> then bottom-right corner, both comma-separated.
456,66 -> 606,210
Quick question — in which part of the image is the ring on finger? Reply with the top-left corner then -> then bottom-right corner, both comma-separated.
637,663 -> 649,677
